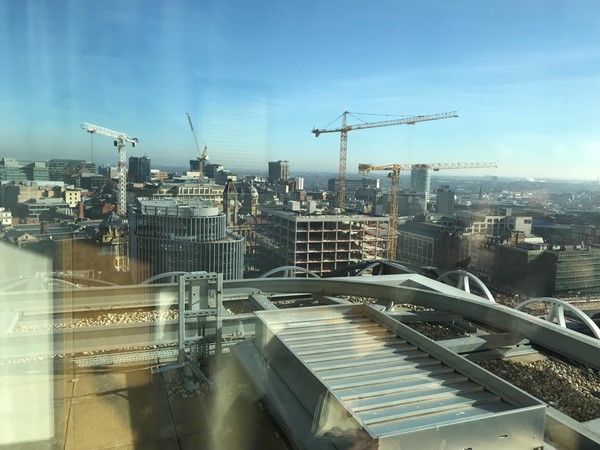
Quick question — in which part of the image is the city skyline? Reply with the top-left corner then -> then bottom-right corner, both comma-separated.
2,1 -> 600,180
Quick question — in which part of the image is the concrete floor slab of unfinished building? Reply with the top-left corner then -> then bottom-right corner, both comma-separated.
0,356 -> 289,450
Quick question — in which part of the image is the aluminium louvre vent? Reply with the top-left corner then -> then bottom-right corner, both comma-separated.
247,304 -> 546,450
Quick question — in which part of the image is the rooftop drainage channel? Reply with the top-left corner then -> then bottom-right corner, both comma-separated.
236,304 -> 547,450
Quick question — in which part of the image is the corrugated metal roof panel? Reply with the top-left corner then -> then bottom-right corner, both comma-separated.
253,304 -> 546,449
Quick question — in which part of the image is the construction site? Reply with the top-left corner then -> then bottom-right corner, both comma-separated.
256,206 -> 389,275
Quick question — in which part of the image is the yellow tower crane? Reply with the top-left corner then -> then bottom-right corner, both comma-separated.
186,113 -> 208,181
312,111 -> 458,210
359,162 -> 497,260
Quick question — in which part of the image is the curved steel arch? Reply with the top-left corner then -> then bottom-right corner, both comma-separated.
436,270 -> 495,302
140,272 -> 190,284
0,275 -> 82,291
355,261 -> 416,276
56,276 -> 118,287
227,275 -> 600,370
259,266 -> 321,278
324,259 -> 417,278
516,297 -> 600,339
44,278 -> 82,289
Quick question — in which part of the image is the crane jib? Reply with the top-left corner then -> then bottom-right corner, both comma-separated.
310,110 -> 459,210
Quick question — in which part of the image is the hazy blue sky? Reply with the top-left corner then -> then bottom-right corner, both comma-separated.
1,0 -> 599,180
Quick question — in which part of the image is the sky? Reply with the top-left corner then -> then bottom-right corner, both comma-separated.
1,0 -> 600,180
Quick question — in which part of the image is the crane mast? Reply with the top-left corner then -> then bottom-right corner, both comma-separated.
186,113 -> 208,181
81,122 -> 138,217
312,111 -> 458,210
359,161 -> 497,260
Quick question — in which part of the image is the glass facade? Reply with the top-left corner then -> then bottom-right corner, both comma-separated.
129,202 -> 244,282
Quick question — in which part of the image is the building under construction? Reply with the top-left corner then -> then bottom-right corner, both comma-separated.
128,198 -> 244,282
257,205 -> 389,275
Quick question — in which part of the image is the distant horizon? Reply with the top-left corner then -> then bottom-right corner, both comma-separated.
5,153 -> 600,185
2,2 -> 600,180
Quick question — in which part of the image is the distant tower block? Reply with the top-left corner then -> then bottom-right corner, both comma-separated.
436,185 -> 455,215
410,167 -> 431,202
268,160 -> 289,184
128,155 -> 151,183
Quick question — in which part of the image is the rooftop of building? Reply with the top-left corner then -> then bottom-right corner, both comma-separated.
259,204 -> 389,222
1,221 -> 101,241
136,198 -> 220,217
2,273 -> 599,449
3,180 -> 66,188
146,180 -> 224,189
22,198 -> 69,205
398,220 -> 445,236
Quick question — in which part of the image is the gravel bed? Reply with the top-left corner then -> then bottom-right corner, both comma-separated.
163,376 -> 214,399
15,305 -> 257,332
15,309 -> 179,332
479,358 -> 600,422
163,373 -> 252,400
340,298 -> 466,340
226,300 -> 255,314
342,295 -> 378,305
0,344 -> 175,366
403,322 -> 467,340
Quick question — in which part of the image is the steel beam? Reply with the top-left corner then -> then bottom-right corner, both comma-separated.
3,274 -> 600,370
437,333 -> 529,354
229,275 -> 600,370
0,314 -> 256,359
0,285 -> 262,314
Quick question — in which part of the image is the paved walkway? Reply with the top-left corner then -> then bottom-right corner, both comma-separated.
1,356 -> 288,450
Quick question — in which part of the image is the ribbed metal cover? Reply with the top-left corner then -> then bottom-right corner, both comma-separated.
254,304 -> 546,450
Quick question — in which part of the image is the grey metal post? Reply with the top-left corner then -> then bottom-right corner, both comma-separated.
177,273 -> 186,363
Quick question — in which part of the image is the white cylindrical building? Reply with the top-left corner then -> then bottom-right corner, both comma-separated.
129,199 -> 244,282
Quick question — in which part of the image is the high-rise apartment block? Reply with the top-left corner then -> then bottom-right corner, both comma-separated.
291,176 -> 304,191
268,160 -> 289,184
409,168 -> 431,202
128,156 -> 151,183
435,186 -> 455,215
129,199 -> 244,282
